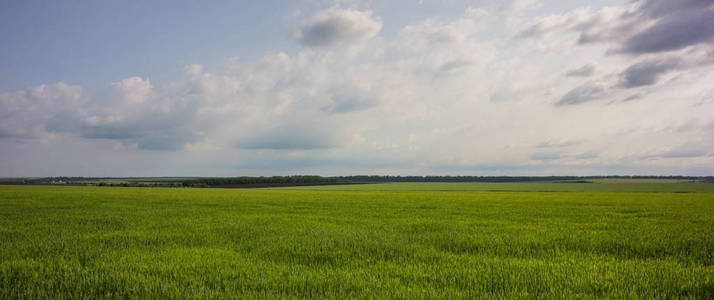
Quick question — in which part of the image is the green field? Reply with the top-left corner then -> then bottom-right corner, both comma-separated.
277,181 -> 714,193
1,185 -> 713,298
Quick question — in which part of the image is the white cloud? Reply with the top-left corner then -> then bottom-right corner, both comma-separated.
395,18 -> 471,52
465,7 -> 489,18
500,0 -> 540,13
111,77 -> 153,104
0,82 -> 82,139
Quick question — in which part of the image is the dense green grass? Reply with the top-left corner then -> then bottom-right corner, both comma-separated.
278,181 -> 714,193
1,185 -> 713,298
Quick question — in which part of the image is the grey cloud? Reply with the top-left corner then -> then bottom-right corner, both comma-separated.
237,123 -> 341,150
564,64 -> 596,77
295,9 -> 382,47
536,140 -> 580,148
531,152 -> 561,161
619,8 -> 714,54
522,0 -> 714,57
489,90 -> 513,102
0,128 -> 20,138
661,143 -> 712,158
47,112 -> 200,151
490,86 -> 522,102
596,1 -> 714,55
135,134 -> 196,151
428,162 -> 539,173
516,22 -> 554,39
229,157 -> 329,170
536,141 -> 555,148
620,57 -> 682,88
623,93 -> 644,102
440,60 -> 474,73
82,126 -> 199,151
322,98 -> 374,114
576,152 -> 598,159
555,83 -> 605,106
70,124 -> 140,140
321,89 -> 377,115
51,115 -> 200,151
223,155 -> 414,174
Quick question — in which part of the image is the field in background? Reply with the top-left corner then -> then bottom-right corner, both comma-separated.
3,176 -> 711,189
277,181 -> 714,193
1,184 -> 713,298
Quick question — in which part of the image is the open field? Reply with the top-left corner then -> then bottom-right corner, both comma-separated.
1,185 -> 713,298
277,181 -> 714,193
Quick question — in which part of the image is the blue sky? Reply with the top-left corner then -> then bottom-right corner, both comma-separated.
1,0 -> 713,176
1,1 -> 302,90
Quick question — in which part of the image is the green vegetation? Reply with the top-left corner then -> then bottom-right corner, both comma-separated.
279,181 -> 714,193
1,184 -> 713,298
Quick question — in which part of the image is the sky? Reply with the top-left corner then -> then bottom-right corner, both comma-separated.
1,0 -> 713,177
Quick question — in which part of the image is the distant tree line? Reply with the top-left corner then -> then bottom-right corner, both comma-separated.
23,177 -> 114,183
334,175 -> 712,183
181,176 -> 348,187
4,175 -> 712,187
96,182 -> 185,188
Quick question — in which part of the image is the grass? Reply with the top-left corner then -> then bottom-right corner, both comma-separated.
1,185 -> 713,298
275,181 -> 714,193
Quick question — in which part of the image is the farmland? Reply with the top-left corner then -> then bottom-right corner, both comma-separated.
1,183 -> 713,298
278,180 -> 714,193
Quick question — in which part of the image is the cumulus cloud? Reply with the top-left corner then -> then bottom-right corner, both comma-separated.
184,64 -> 204,78
0,82 -> 82,139
522,0 -> 714,107
111,77 -> 153,104
294,8 -> 382,47
44,77 -> 205,151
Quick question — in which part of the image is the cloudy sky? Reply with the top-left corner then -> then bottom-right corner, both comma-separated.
1,0 -> 713,176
